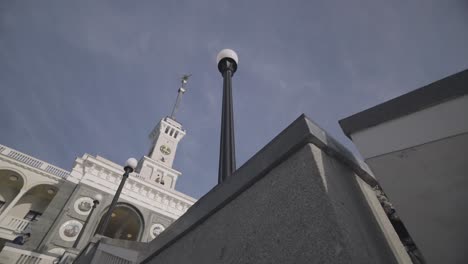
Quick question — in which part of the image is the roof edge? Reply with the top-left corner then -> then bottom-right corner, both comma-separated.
339,69 -> 468,138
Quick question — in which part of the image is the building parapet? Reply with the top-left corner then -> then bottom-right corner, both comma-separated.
0,144 -> 70,180
0,215 -> 31,233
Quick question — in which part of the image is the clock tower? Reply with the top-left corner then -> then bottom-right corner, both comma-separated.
147,117 -> 185,168
137,75 -> 190,189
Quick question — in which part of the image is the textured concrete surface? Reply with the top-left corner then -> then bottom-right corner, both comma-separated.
366,132 -> 468,263
142,144 -> 396,263
140,115 -> 397,264
340,76 -> 468,263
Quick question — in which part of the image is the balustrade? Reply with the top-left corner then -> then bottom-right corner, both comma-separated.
1,215 -> 31,233
0,246 -> 58,264
0,144 -> 70,179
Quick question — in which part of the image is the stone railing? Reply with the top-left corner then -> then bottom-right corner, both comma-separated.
0,144 -> 70,179
0,245 -> 58,264
0,215 -> 31,233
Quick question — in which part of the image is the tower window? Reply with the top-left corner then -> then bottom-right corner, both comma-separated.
170,128 -> 175,136
174,131 -> 179,139
165,126 -> 170,134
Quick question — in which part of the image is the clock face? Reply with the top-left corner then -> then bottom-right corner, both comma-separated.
160,145 -> 171,155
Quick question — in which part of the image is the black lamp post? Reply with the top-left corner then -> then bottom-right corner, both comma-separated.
73,194 -> 102,248
217,49 -> 238,184
96,158 -> 137,235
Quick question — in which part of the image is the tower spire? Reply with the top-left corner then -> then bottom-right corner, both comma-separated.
170,74 -> 191,120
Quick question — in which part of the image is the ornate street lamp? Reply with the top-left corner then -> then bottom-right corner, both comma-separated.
73,193 -> 103,248
96,158 -> 137,235
217,49 -> 238,184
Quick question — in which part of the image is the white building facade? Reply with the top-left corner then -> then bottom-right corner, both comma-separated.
0,115 -> 196,263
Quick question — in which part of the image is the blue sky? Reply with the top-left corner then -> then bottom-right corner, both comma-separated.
1,0 -> 467,198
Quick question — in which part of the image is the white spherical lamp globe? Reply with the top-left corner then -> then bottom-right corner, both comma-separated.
217,49 -> 238,65
94,193 -> 103,202
125,158 -> 138,170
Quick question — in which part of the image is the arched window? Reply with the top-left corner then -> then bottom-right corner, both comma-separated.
95,203 -> 144,241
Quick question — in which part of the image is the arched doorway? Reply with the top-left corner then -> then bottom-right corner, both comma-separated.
96,203 -> 144,241
0,170 -> 25,214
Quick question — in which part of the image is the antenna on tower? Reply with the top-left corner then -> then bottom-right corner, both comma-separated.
170,74 -> 191,120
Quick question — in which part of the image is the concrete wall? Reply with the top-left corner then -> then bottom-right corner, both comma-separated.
144,144 -> 396,264
365,132 -> 468,263
351,95 -> 468,159
344,94 -> 468,263
140,115 -> 402,264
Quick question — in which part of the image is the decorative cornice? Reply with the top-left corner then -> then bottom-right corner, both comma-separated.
74,155 -> 196,219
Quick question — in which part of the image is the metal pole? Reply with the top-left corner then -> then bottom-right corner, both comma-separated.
170,74 -> 190,120
96,166 -> 132,235
218,56 -> 237,184
73,199 -> 99,248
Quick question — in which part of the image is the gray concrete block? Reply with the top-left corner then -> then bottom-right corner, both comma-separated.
140,115 -> 397,264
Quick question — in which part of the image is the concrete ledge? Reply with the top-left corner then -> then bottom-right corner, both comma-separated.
140,114 -> 380,263
340,69 -> 468,138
